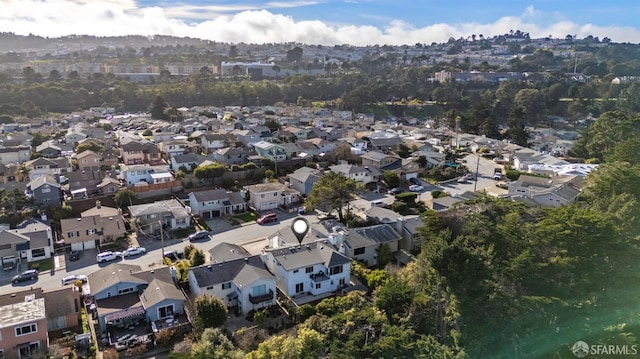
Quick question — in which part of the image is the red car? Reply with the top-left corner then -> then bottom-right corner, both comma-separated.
257,213 -> 278,224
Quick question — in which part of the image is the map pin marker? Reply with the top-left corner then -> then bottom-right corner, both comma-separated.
291,217 -> 310,245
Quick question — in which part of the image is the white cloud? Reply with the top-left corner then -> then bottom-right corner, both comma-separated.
0,1 -> 638,45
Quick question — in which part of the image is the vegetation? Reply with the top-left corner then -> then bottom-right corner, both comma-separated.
193,294 -> 228,331
307,172 -> 358,222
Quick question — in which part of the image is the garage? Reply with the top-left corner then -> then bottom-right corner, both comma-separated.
71,240 -> 96,251
259,201 -> 278,211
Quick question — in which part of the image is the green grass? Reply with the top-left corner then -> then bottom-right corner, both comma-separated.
234,212 -> 257,222
173,227 -> 197,239
29,258 -> 54,272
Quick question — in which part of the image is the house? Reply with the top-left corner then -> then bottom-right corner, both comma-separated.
329,163 -> 381,185
208,242 -> 251,264
65,130 -> 88,145
287,167 -> 322,197
66,169 -> 107,197
27,176 -> 62,207
95,175 -> 123,195
128,199 -> 191,234
188,189 -> 247,219
170,153 -> 206,173
233,128 -> 262,146
13,216 -> 54,262
368,136 -> 404,152
60,201 -> 126,251
0,145 -> 31,165
508,174 -> 583,207
262,242 -> 351,302
120,164 -> 172,186
25,157 -> 70,182
280,126 -> 311,140
244,182 -> 301,211
119,140 -> 162,165
0,295 -> 49,358
337,136 -> 368,154
253,141 -> 287,161
35,140 -> 63,158
212,147 -> 253,166
158,139 -> 194,160
88,264 -> 186,332
0,230 -> 30,270
76,150 -> 103,171
187,256 -> 277,315
395,217 -> 425,253
41,287 -> 82,334
361,151 -> 400,169
331,224 -> 401,267
200,133 -> 228,152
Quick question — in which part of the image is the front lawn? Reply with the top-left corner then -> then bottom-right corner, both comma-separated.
29,258 -> 54,272
234,212 -> 257,223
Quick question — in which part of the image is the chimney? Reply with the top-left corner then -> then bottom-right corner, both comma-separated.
40,211 -> 47,222
96,200 -> 101,209
395,217 -> 404,234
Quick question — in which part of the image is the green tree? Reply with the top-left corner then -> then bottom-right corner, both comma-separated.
190,328 -> 244,359
194,294 -> 228,331
375,244 -> 393,268
307,172 -> 357,222
149,95 -> 168,120
193,163 -> 226,185
190,248 -> 205,267
375,278 -> 414,320
75,142 -> 104,154
513,88 -> 545,125
114,188 -> 138,209
383,171 -> 400,189
245,334 -> 300,359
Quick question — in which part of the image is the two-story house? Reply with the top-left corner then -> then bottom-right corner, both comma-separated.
0,296 -> 49,358
27,176 -> 62,206
200,133 -> 228,153
188,255 -> 277,315
120,141 -> 162,165
88,264 -> 186,333
60,201 -> 127,251
253,141 -> 287,162
76,150 -> 103,171
508,174 -> 583,207
158,139 -> 194,160
120,164 -> 172,186
329,163 -> 381,185
262,242 -> 351,303
330,224 -> 401,267
0,230 -> 30,270
13,216 -> 54,263
287,167 -> 322,197
188,189 -> 247,219
361,151 -> 401,169
26,157 -> 72,182
212,147 -> 254,166
127,199 -> 191,235
244,182 -> 301,211
232,128 -> 262,146
0,145 -> 31,165
170,153 -> 206,173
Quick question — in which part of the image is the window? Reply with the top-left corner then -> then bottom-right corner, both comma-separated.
252,284 -> 267,296
329,265 -> 343,275
206,286 -> 214,290
315,283 -> 321,289
0,349 -> 4,359
295,283 -> 304,293
31,248 -> 45,258
354,247 -> 365,255
261,194 -> 265,198
18,342 -> 39,358
118,288 -> 134,295
16,323 -> 37,336
158,305 -> 174,319
86,229 -> 95,235
305,266 -> 313,273
293,269 -> 299,273
41,188 -> 51,193
221,282 -> 231,290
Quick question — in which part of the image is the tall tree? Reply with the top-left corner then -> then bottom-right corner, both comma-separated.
194,294 -> 228,331
149,95 -> 168,120
307,172 -> 357,222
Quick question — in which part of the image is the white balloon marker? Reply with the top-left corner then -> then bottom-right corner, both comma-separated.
291,217 -> 310,245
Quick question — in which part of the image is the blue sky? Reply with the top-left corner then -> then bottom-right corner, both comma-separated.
0,0 -> 639,45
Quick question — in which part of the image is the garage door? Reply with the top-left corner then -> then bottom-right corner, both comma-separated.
71,243 -> 84,251
202,212 -> 211,219
259,201 -> 278,211
82,240 -> 96,250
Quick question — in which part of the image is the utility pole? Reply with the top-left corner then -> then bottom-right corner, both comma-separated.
474,155 -> 480,192
159,220 -> 165,259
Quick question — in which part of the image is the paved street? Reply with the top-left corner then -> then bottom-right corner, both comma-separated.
0,211 -> 317,296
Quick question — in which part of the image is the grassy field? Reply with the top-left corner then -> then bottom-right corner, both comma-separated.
235,212 -> 257,223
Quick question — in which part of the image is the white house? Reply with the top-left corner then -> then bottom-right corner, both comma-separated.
128,199 -> 191,234
188,189 -> 247,219
262,242 -> 351,300
329,163 -> 381,185
187,256 -> 277,315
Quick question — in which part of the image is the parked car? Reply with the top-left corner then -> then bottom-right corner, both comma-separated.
457,177 -> 467,183
12,269 -> 38,284
188,230 -> 210,242
163,250 -> 184,262
69,251 -> 80,261
96,251 -> 122,263
388,188 -> 404,195
257,213 -> 278,224
123,246 -> 147,257
61,274 -> 88,286
409,184 -> 424,192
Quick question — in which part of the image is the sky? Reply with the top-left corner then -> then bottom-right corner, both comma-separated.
0,0 -> 639,46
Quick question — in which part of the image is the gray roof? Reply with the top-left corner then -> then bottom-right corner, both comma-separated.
139,277 -> 185,309
208,242 -> 251,264
14,218 -> 51,248
88,263 -> 145,296
190,189 -> 230,203
267,241 -> 351,271
288,167 -> 322,183
345,224 -> 401,249
0,230 -> 30,245
28,175 -> 60,190
128,199 -> 189,218
361,151 -> 392,161
330,164 -> 382,176
172,153 -> 205,164
190,256 -> 271,287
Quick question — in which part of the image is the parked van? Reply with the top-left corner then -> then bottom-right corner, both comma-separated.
372,200 -> 385,207
96,251 -> 122,263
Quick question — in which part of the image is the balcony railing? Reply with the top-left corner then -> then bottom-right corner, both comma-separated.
249,289 -> 274,304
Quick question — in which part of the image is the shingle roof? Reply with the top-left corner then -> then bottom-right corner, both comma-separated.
208,242 -> 251,264
345,224 -> 401,249
190,189 -> 230,203
267,241 -> 351,271
189,256 -> 271,287
88,263 -> 145,296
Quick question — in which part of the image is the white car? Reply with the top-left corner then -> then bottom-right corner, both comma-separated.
61,274 -> 88,286
96,251 -> 122,263
409,184 -> 424,192
123,246 -> 147,257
